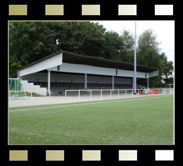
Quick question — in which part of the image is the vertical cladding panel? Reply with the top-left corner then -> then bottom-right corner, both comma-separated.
149,70 -> 159,77
20,62 -> 155,81
18,53 -> 63,77
60,63 -> 116,76
118,69 -> 146,78
58,63 -> 148,78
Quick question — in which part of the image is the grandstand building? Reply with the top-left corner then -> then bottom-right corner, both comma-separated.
17,50 -> 159,95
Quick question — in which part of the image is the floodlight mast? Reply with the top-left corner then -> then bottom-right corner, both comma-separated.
134,21 -> 137,94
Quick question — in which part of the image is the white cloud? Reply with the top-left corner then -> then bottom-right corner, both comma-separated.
91,21 -> 174,63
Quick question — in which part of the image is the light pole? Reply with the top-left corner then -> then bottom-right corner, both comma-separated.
134,21 -> 137,94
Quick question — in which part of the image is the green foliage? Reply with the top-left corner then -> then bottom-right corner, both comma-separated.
137,29 -> 173,87
120,30 -> 135,63
103,31 -> 123,60
9,22 -> 60,77
163,78 -> 173,84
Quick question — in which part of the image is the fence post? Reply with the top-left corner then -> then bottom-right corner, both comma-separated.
118,89 -> 119,98
101,90 -> 102,100
132,89 -> 133,97
78,90 -> 80,101
31,91 -> 32,105
90,90 -> 92,100
49,90 -> 51,103
65,90 -> 67,102
65,90 -> 67,97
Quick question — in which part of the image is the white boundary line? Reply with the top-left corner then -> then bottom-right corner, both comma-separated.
9,95 -> 173,113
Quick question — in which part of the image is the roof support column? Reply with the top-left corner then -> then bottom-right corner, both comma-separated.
147,77 -> 149,88
112,75 -> 114,90
84,73 -> 87,89
47,70 -> 51,94
134,21 -> 137,94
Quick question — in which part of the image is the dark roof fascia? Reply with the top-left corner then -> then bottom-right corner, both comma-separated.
62,50 -> 158,72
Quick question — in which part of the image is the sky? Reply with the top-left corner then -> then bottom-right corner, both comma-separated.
91,21 -> 174,64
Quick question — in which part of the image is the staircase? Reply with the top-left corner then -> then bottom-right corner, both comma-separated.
20,80 -> 47,96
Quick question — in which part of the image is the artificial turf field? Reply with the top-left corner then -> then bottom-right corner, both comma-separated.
9,95 -> 173,145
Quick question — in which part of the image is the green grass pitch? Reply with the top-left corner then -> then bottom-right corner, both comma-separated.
9,95 -> 173,145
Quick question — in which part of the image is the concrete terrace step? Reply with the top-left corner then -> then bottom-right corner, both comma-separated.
21,80 -> 47,96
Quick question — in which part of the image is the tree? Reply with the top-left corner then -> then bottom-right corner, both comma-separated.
49,22 -> 107,57
137,30 -> 161,66
160,53 -> 173,78
9,22 -> 60,77
137,29 -> 162,86
9,22 -> 174,88
103,31 -> 123,61
120,30 -> 134,63
160,53 -> 173,84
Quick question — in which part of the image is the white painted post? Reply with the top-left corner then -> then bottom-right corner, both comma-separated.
134,21 -> 137,95
65,90 -> 67,97
132,89 -> 133,97
15,80 -> 17,96
65,90 -> 67,102
78,90 -> 80,101
112,75 -> 114,90
15,79 -> 16,91
85,73 -> 87,89
47,70 -> 51,95
31,91 -> 32,105
17,79 -> 19,91
90,90 -> 92,100
49,90 -> 51,103
147,77 -> 149,88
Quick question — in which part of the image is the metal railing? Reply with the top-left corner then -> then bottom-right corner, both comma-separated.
65,88 -> 174,101
9,88 -> 173,108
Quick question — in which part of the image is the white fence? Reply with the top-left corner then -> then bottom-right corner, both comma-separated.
9,90 -> 51,108
9,88 -> 174,108
65,88 -> 174,101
